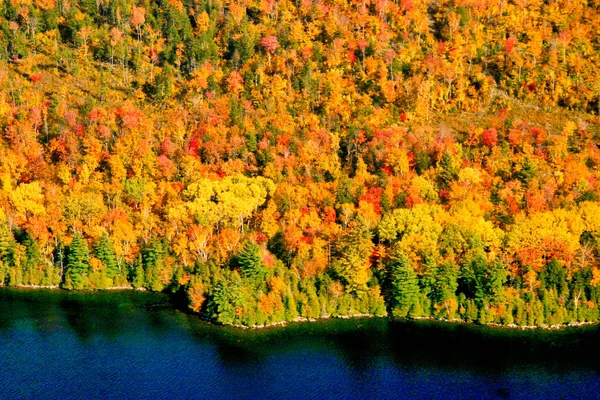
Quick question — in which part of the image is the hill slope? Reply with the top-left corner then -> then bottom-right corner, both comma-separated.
1,0 -> 600,326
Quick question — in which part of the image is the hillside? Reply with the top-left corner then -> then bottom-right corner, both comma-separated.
1,0 -> 600,326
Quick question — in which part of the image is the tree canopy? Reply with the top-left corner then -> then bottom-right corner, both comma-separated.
0,0 -> 600,327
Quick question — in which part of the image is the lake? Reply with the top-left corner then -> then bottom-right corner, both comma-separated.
0,288 -> 599,399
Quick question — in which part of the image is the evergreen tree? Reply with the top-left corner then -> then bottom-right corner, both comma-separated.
142,240 -> 165,292
465,299 -> 479,322
437,151 -> 459,187
415,150 -> 431,175
145,63 -> 175,101
304,283 -> 321,319
540,259 -> 569,299
419,254 -> 438,299
130,255 -> 145,289
433,261 -> 459,318
487,260 -> 508,305
502,304 -> 514,325
283,292 -> 299,321
22,232 -> 42,285
65,233 -> 90,290
514,298 -> 527,326
478,302 -> 491,325
389,252 -> 421,318
238,241 -> 265,283
23,232 -> 41,266
209,273 -> 242,325
94,233 -> 119,279
460,254 -> 507,308
0,224 -> 16,268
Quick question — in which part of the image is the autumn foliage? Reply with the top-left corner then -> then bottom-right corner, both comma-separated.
0,0 -> 599,327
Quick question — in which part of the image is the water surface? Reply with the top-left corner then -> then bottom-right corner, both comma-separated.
0,288 -> 598,399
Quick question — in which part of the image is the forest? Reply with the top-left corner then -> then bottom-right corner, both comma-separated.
1,0 -> 600,327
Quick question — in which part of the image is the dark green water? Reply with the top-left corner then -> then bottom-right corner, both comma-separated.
0,288 -> 599,399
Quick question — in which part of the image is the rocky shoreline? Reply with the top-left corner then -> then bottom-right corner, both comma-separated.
2,286 -> 598,332
204,312 -> 599,331
410,316 -> 598,331
9,284 -> 146,291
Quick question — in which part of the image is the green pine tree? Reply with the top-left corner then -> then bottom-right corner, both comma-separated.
283,291 -> 299,320
23,232 -> 42,285
540,259 -> 569,299
142,240 -> 165,292
437,151 -> 459,187
0,224 -> 16,270
419,254 -> 438,298
65,233 -> 90,290
94,233 -> 119,279
389,252 -> 421,318
433,261 -> 459,319
238,241 -> 265,283
131,255 -> 145,289
209,273 -> 242,325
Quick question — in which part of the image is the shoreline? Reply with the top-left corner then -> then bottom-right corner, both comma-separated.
408,316 -> 599,331
198,312 -> 599,332
220,313 -> 388,330
8,284 -> 147,291
1,286 -> 598,332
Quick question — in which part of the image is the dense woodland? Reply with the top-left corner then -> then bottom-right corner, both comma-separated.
1,0 -> 600,327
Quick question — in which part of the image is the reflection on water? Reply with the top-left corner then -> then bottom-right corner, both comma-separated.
0,288 -> 599,399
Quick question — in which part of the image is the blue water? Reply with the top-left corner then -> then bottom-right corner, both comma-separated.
0,289 -> 598,399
